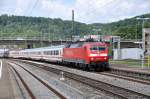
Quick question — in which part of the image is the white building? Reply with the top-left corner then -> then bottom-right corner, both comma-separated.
113,48 -> 143,60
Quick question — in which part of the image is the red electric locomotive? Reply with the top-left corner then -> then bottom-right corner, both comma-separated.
63,42 -> 109,71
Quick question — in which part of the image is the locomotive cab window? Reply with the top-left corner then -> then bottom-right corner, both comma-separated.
90,46 -> 106,51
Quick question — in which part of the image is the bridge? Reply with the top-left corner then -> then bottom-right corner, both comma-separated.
0,37 -> 72,49
0,37 -> 142,49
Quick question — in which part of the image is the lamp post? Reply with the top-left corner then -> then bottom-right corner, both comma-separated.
136,17 -> 150,68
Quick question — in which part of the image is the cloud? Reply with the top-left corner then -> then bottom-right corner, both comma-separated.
0,0 -> 17,15
73,0 -> 116,23
0,0 -> 150,23
41,0 -> 150,23
41,0 -> 72,19
14,0 -> 38,16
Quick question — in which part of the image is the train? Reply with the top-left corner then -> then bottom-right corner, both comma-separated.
9,42 -> 109,71
0,49 -> 9,58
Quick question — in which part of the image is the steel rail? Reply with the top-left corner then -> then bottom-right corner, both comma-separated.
110,68 -> 150,81
10,65 -> 36,99
9,61 -> 66,99
99,72 -> 150,85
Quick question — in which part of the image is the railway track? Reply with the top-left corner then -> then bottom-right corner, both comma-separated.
99,72 -> 150,85
8,61 -> 66,99
15,59 -> 150,99
9,65 -> 36,99
110,67 -> 150,82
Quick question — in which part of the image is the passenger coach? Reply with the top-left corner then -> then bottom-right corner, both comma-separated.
9,45 -> 65,63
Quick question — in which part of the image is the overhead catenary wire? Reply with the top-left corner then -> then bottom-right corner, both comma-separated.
27,0 -> 39,15
76,0 -> 115,21
14,0 -> 40,49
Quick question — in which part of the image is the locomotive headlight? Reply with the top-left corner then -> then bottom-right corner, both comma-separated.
90,54 -> 98,57
100,53 -> 107,56
91,57 -> 94,60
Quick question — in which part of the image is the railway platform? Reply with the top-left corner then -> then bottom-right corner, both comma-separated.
0,59 -> 23,99
0,59 -> 14,99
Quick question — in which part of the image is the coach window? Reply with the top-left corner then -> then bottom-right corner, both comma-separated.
44,51 -> 47,55
54,50 -> 56,55
43,51 -> 45,55
56,50 -> 59,55
56,50 -> 58,55
46,51 -> 48,55
52,51 -> 54,55
55,50 -> 57,55
55,50 -> 56,55
59,50 -> 61,55
47,51 -> 50,55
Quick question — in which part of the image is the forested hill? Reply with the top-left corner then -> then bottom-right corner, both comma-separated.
0,15 -> 91,40
0,13 -> 150,40
91,13 -> 150,39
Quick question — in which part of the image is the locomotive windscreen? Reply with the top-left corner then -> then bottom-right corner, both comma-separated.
90,46 -> 106,51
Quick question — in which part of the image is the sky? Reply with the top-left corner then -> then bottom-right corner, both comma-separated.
0,0 -> 150,23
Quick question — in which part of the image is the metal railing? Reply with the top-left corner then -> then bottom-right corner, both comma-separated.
0,37 -> 73,42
